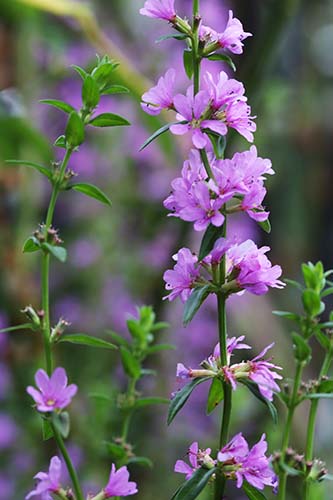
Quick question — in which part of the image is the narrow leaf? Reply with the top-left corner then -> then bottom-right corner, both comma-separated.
59,334 -> 117,350
40,99 -> 75,114
127,456 -> 153,468
89,113 -> 130,127
172,467 -> 217,500
6,160 -> 52,180
102,85 -> 130,95
105,442 -> 126,460
42,243 -> 67,263
71,64 -> 89,80
305,393 -> 333,399
146,343 -> 176,354
42,419 -> 54,441
183,49 -> 193,79
120,346 -> 141,379
168,377 -> 211,425
150,321 -> 169,332
199,225 -> 222,260
135,397 -> 169,408
292,332 -> 311,363
52,412 -> 70,439
22,236 -> 40,253
69,182 -> 112,206
0,323 -> 34,334
206,378 -> 224,415
243,481 -> 267,500
240,379 -> 278,424
183,285 -> 211,325
257,218 -> 271,234
105,330 -> 130,347
206,53 -> 236,71
139,122 -> 178,151
54,135 -> 66,148
284,278 -> 303,291
65,111 -> 84,148
82,75 -> 100,109
156,33 -> 189,43
272,310 -> 300,321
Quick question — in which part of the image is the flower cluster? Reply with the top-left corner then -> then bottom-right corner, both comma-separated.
164,238 -> 284,302
164,146 -> 274,231
176,335 -> 282,401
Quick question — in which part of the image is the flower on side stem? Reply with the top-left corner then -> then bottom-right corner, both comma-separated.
140,0 -> 176,22
141,68 -> 176,115
104,464 -> 138,497
163,248 -> 200,302
27,367 -> 77,413
175,442 -> 215,480
26,456 -> 62,500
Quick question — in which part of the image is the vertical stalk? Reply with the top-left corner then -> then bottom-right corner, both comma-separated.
51,423 -> 84,500
278,361 -> 304,500
192,0 -> 200,94
121,378 -> 136,443
303,349 -> 332,499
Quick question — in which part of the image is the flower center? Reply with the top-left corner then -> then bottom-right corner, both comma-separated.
47,399 -> 55,406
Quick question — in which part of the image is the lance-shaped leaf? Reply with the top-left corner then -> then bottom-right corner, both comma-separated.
242,481 -> 268,500
22,236 -> 41,253
206,53 -> 236,72
127,456 -> 153,468
89,113 -> 130,127
199,224 -> 222,260
146,343 -> 176,354
140,121 -> 185,151
40,99 -> 75,114
168,377 -> 211,425
42,419 -> 54,441
59,334 -> 117,350
103,85 -> 129,95
206,378 -> 224,415
292,332 -> 311,363
272,310 -> 300,322
257,218 -> 271,234
183,285 -> 211,325
65,111 -> 84,148
240,379 -> 278,424
183,49 -> 193,79
120,346 -> 141,379
82,75 -> 100,110
52,412 -> 70,439
69,182 -> 112,206
105,441 -> 127,460
105,330 -> 130,347
171,467 -> 217,500
6,160 -> 53,180
0,323 -> 35,334
71,64 -> 89,80
302,289 -> 323,317
156,33 -> 189,43
54,135 -> 67,149
135,397 -> 169,409
42,243 -> 67,263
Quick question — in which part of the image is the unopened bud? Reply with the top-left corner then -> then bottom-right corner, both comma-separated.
21,305 -> 40,328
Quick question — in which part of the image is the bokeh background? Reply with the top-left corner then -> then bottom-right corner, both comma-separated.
0,0 -> 333,498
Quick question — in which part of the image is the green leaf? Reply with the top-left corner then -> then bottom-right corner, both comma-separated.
135,397 -> 169,408
105,330 -> 130,347
65,111 -> 84,148
88,392 -> 114,403
40,99 -> 75,114
280,462 -> 304,477
240,379 -> 278,424
146,343 -> 176,354
141,368 -> 157,377
105,441 -> 126,460
42,243 -> 67,263
52,412 -> 70,439
183,49 -> 193,79
92,62 -> 117,89
306,393 -> 333,399
302,289 -> 323,317
242,481 -> 267,500
69,182 -> 111,206
284,278 -> 303,291
127,456 -> 153,468
199,224 -> 222,260
139,122 -> 181,151
71,64 -> 89,80
54,135 -> 67,149
314,330 -> 331,351
206,133 -> 226,159
59,334 -> 117,350
0,323 -> 34,334
292,332 -> 312,363
206,378 -> 224,414
42,419 -> 54,441
316,379 -> 333,393
168,377 -> 211,425
6,159 -> 53,180
22,236 -> 40,253
82,75 -> 100,110
257,218 -> 271,234
127,319 -> 145,341
272,310 -> 300,321
150,321 -> 169,332
156,33 -> 189,43
120,346 -> 141,379
89,113 -> 130,127
102,85 -> 129,95
206,53 -> 236,72
183,285 -> 211,325
172,467 -> 217,500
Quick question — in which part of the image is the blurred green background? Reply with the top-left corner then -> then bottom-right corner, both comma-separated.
0,0 -> 332,498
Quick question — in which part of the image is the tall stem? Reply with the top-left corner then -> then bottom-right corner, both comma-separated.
192,0 -> 200,94
278,361 -> 304,500
303,350 -> 332,499
52,423 -> 84,500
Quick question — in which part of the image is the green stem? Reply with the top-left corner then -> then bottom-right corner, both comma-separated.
41,147 -> 73,374
52,422 -> 84,500
121,378 -> 136,442
278,361 -> 304,500
303,350 -> 332,499
199,149 -> 215,180
191,0 -> 200,94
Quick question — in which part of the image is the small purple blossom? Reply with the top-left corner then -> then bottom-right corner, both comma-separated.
176,363 -> 192,380
218,433 -> 277,490
140,0 -> 176,21
163,248 -> 200,302
248,343 -> 283,401
27,367 -> 77,413
217,10 -> 252,54
26,456 -> 62,500
141,68 -> 176,115
175,442 -> 214,480
104,464 -> 138,497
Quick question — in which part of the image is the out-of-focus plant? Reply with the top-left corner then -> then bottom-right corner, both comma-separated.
273,262 -> 333,499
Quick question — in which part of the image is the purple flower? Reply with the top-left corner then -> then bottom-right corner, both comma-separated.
26,456 -> 62,500
218,433 -> 277,490
176,363 -> 192,380
140,0 -> 176,22
248,343 -> 283,401
174,442 -> 214,480
104,464 -> 138,497
163,248 -> 200,302
27,367 -> 77,413
141,68 -> 176,115
217,10 -> 252,54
